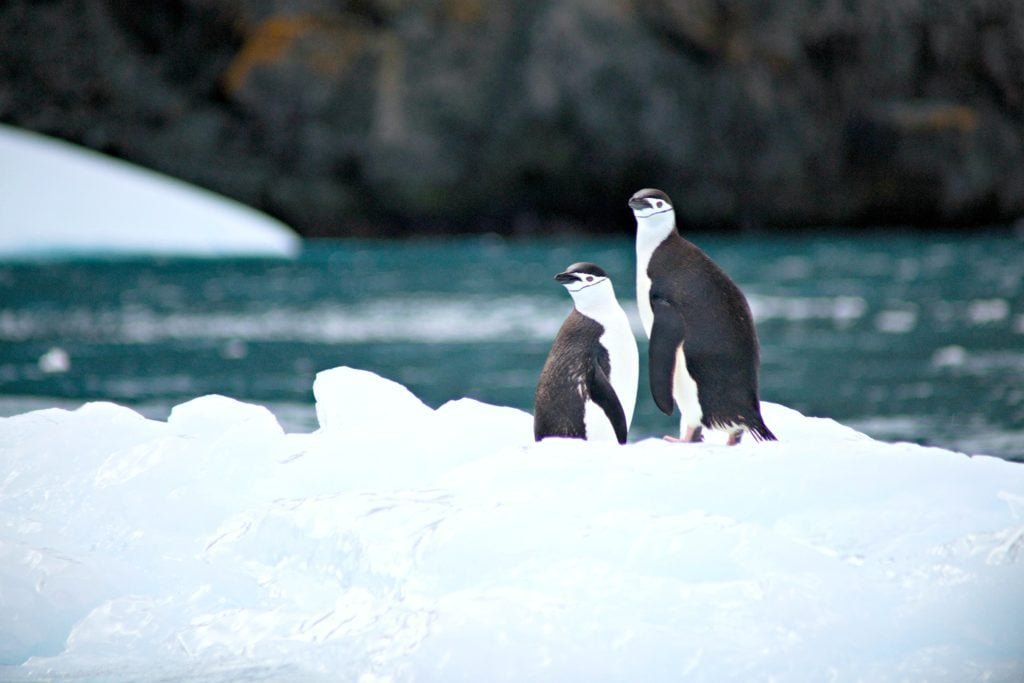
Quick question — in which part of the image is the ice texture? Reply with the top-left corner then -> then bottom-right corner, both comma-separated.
1,367 -> 1022,681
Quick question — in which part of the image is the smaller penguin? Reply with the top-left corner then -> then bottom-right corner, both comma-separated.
534,262 -> 639,444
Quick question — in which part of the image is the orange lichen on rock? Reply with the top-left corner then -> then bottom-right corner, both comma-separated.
223,14 -> 372,95
443,0 -> 484,24
223,15 -> 318,95
891,103 -> 979,134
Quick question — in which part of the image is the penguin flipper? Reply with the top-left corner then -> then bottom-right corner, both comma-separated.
649,295 -> 687,416
589,355 -> 629,444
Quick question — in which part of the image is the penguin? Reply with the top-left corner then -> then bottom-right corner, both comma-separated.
629,188 -> 776,445
534,262 -> 639,444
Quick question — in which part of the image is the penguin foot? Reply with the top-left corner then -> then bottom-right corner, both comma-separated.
665,426 -> 704,443
727,430 -> 743,446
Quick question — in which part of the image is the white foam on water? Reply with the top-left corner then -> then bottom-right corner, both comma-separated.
0,292 -> 901,346
747,294 -> 868,324
0,297 -> 568,345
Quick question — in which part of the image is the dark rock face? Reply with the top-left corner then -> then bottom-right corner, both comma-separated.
2,0 -> 1022,236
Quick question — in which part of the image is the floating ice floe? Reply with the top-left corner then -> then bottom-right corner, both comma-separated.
0,124 -> 299,259
0,366 -> 1022,681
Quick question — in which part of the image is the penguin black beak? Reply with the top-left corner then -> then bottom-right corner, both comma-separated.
554,272 -> 578,284
628,197 -> 651,211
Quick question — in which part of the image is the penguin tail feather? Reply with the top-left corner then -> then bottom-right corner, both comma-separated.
749,421 -> 777,442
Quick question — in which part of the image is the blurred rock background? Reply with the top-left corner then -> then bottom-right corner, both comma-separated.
2,0 -> 1022,237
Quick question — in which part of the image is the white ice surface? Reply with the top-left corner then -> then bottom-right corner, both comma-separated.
1,366 -> 1023,681
0,125 -> 299,258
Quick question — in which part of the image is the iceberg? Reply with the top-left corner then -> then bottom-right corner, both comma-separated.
0,125 -> 299,259
1,366 -> 1022,681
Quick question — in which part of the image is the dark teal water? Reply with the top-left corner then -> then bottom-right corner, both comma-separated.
1,232 -> 1022,460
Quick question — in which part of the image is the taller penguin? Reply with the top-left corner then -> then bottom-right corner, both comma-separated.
629,188 -> 776,445
534,262 -> 639,444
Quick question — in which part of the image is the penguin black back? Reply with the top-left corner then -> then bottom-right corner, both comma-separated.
534,310 -> 626,443
648,234 -> 774,440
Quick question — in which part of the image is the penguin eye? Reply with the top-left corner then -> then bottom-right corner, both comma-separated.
656,201 -> 664,208
586,276 -> 594,282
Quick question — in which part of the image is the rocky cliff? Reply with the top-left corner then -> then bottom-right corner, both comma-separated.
2,0 -> 1022,236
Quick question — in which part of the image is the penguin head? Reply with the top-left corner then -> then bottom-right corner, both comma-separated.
555,262 -> 618,312
629,188 -> 676,243
628,188 -> 673,218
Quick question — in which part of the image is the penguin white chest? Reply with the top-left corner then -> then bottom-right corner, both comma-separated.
636,270 -> 653,338
583,311 -> 639,442
583,399 -> 618,442
635,238 -> 661,338
674,345 -> 703,429
599,318 -> 639,427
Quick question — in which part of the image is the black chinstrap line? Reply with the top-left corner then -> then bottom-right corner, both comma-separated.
634,208 -> 674,217
565,278 -> 607,293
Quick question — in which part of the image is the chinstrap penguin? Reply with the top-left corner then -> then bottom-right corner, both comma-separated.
629,188 -> 776,445
534,262 -> 639,444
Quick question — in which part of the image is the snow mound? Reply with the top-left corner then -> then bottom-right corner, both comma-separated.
1,367 -> 1022,681
0,124 -> 299,259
